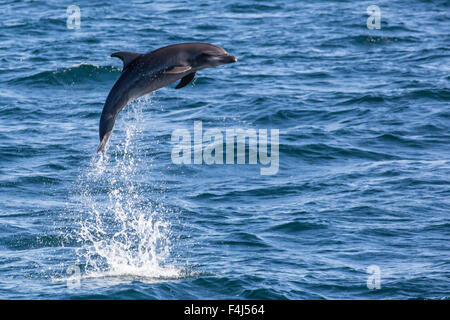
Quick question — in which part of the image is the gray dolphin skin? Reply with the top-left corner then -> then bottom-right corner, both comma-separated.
97,42 -> 237,152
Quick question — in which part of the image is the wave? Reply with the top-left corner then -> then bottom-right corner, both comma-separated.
321,35 -> 421,47
268,220 -> 327,233
10,63 -> 120,87
283,142 -> 399,161
226,3 -> 283,13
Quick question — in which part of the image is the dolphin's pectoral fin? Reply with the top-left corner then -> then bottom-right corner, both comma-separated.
111,51 -> 142,70
164,65 -> 192,74
175,72 -> 196,89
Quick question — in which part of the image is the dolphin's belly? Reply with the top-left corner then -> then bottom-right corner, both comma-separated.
103,69 -> 187,119
128,72 -> 186,100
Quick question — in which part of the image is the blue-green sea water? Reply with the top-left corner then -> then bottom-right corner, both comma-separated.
0,0 -> 449,299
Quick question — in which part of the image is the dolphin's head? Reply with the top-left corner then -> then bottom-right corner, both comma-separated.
190,43 -> 237,69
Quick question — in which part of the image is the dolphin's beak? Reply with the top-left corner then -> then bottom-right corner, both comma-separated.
219,55 -> 237,64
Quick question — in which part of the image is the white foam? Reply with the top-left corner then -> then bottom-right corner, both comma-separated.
71,98 -> 181,283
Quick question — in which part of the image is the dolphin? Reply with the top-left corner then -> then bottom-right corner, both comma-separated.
97,42 -> 237,152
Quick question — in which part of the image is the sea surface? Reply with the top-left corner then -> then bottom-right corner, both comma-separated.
0,0 -> 449,299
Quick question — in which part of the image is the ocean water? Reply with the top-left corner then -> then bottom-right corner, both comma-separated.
0,0 -> 449,299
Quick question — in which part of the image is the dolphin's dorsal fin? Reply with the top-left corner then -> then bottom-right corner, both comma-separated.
111,51 -> 142,70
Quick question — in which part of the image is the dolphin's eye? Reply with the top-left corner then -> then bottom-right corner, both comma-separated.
199,51 -> 220,58
196,53 -> 212,62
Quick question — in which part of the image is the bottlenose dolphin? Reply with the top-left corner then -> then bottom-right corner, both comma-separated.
97,42 -> 237,152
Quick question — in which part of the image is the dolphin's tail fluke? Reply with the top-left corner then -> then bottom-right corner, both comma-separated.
98,112 -> 115,153
97,131 -> 111,153
97,87 -> 127,152
98,107 -> 117,153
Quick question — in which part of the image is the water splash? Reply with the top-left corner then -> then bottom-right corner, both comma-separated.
72,98 -> 180,282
